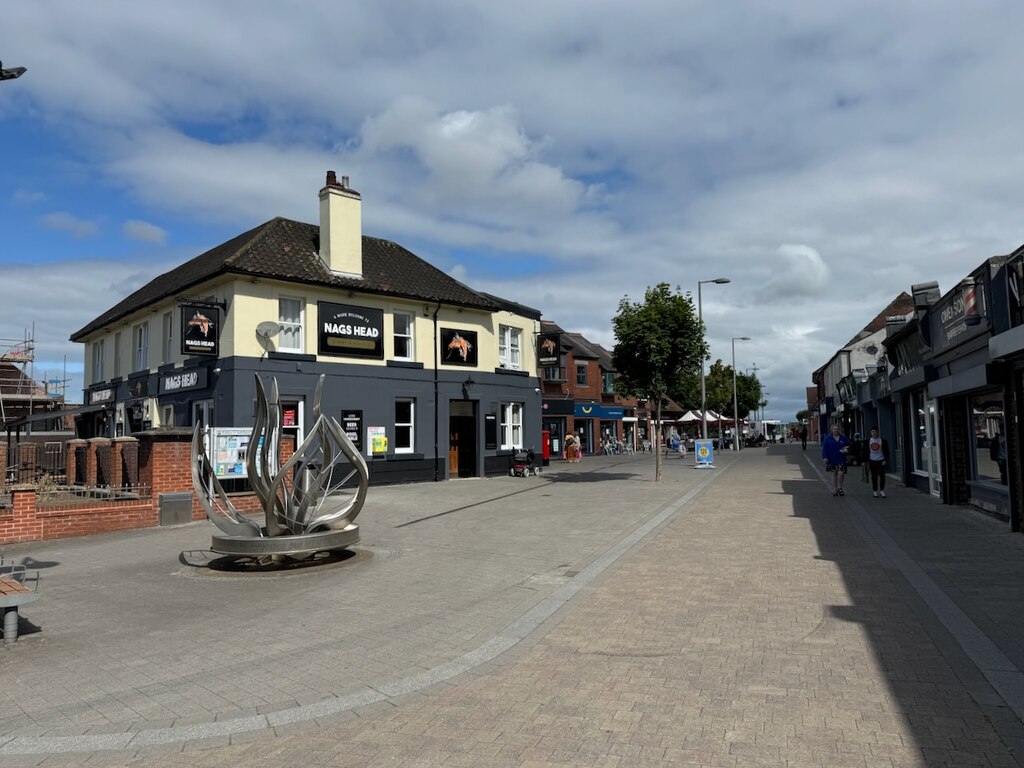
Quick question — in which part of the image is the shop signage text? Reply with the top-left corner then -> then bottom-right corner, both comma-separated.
318,302 -> 384,359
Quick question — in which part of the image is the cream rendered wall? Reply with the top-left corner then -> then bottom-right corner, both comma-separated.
230,281 -> 539,371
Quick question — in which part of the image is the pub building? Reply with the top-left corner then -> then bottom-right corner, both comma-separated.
70,172 -> 543,485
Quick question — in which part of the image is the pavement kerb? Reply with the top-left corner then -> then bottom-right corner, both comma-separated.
0,457 -> 730,758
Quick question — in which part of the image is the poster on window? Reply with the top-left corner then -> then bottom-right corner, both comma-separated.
441,328 -> 478,366
181,305 -> 219,356
537,332 -> 560,367
318,302 -> 384,359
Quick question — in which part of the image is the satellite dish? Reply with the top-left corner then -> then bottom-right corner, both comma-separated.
255,321 -> 281,353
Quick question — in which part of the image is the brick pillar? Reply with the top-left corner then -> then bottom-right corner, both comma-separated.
110,437 -> 138,489
66,439 -> 87,486
88,438 -> 111,487
1,486 -> 43,544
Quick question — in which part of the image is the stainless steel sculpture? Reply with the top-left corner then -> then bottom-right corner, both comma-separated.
192,374 -> 369,558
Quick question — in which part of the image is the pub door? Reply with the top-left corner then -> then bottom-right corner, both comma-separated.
449,400 -> 478,478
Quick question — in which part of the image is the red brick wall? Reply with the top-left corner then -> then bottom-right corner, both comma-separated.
0,432 -> 298,545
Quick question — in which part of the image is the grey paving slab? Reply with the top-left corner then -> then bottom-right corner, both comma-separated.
0,446 -> 1022,767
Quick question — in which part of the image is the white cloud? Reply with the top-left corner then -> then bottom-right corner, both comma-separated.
6,0 -> 1024,420
122,219 -> 168,244
40,212 -> 99,238
12,189 -> 46,204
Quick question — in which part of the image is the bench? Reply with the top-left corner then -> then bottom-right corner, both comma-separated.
0,564 -> 41,645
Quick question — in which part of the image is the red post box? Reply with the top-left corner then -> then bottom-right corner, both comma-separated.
541,430 -> 550,466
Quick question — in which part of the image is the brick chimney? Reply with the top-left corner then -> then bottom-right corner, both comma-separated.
318,171 -> 363,277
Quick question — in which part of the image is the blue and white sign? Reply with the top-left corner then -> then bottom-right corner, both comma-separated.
694,439 -> 715,468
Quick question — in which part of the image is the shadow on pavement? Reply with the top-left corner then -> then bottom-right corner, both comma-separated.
781,449 -> 1020,766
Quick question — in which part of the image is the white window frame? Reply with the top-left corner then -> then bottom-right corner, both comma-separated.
92,339 -> 105,382
501,402 -> 523,449
113,332 -> 122,378
395,398 -> 415,453
393,311 -> 414,360
498,325 -> 522,370
161,405 -> 174,427
133,321 -> 149,372
162,311 -> 173,363
278,296 -> 304,353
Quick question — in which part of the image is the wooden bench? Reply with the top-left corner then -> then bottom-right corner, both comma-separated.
0,565 -> 41,645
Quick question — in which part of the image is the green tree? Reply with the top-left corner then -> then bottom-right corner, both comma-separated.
612,283 -> 706,482
795,409 -> 809,423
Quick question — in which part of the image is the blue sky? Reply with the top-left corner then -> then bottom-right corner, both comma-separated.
3,1 -> 1024,421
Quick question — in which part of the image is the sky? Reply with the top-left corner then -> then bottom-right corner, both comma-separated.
3,1 -> 1024,422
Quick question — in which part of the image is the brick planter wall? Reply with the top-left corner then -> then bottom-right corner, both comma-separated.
1,430 -> 298,545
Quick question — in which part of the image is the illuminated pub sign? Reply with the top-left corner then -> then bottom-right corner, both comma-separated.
441,328 -> 478,366
318,302 -> 384,359
181,305 -> 219,356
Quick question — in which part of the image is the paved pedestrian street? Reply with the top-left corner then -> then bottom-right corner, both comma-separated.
1,446 -> 1022,767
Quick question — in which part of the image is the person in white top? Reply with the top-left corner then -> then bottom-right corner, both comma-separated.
867,427 -> 890,498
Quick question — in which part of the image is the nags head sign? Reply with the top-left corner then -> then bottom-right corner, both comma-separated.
318,302 -> 384,359
181,305 -> 219,356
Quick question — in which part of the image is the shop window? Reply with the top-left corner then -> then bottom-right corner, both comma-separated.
602,371 -> 615,394
279,297 -> 304,352
971,392 -> 1007,485
395,398 -> 414,453
501,402 -> 523,448
543,363 -> 566,381
576,363 -> 587,385
499,326 -> 522,370
393,311 -> 414,360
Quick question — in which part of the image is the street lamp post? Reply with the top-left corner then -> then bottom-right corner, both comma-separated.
698,277 -> 731,443
732,336 -> 750,451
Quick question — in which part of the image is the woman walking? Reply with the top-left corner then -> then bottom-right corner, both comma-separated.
821,423 -> 851,496
866,427 -> 890,498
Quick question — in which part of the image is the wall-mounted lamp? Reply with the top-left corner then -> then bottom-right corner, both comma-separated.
461,375 -> 476,399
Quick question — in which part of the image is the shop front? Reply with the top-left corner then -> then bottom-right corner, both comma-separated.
575,403 -> 623,456
926,260 -> 1006,515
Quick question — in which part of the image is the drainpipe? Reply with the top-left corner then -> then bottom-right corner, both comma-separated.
433,301 -> 441,482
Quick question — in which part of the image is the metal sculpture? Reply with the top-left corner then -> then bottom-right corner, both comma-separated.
192,374 -> 369,558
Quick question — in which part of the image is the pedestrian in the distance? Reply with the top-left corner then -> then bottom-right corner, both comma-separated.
866,426 -> 890,498
800,425 -> 808,450
821,423 -> 851,496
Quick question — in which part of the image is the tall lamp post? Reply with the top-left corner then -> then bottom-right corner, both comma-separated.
732,336 -> 750,451
698,277 -> 731,442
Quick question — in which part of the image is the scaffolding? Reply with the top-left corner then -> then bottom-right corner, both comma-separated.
1,328 -> 66,433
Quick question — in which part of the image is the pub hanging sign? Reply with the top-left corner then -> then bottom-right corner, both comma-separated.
537,332 -> 561,367
318,302 -> 384,359
441,328 -> 478,366
181,305 -> 220,356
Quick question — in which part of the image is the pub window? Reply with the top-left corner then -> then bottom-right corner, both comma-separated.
113,332 -> 122,378
395,398 -> 415,453
393,311 -> 414,360
92,339 -> 105,382
161,405 -> 174,426
162,311 -> 173,363
498,325 -> 522,370
501,402 -> 523,449
279,297 -> 303,352
133,321 -> 149,372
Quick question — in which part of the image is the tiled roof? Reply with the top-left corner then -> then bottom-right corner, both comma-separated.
71,217 -> 500,340
843,292 -> 915,348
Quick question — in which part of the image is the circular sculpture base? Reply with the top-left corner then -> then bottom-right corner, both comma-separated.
211,525 -> 359,557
